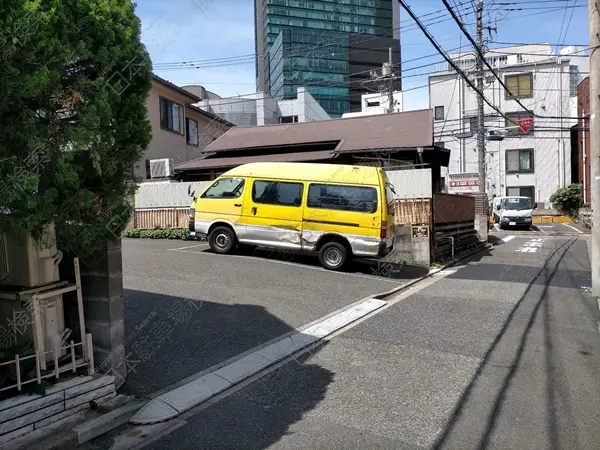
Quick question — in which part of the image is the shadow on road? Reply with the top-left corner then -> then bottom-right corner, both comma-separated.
432,237 -> 584,449
120,289 -> 334,404
200,246 -> 432,280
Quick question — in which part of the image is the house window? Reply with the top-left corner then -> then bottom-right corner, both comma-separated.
252,180 -> 303,206
307,183 -> 378,213
186,118 -> 198,146
279,115 -> 298,123
506,148 -> 534,173
505,73 -> 533,99
160,97 -> 184,134
434,106 -> 444,121
506,186 -> 535,202
505,112 -> 534,136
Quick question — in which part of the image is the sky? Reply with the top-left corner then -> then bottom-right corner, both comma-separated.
135,0 -> 590,112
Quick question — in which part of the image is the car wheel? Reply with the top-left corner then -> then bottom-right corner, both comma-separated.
319,242 -> 348,270
208,226 -> 237,254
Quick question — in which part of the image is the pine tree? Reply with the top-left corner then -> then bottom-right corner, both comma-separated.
0,0 -> 152,258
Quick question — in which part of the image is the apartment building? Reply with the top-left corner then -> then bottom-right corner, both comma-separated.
135,74 -> 234,180
428,44 -> 588,207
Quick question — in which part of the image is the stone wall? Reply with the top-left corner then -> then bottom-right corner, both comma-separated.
0,375 -> 115,446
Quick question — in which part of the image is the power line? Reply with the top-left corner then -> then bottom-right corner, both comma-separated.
441,0 -> 590,120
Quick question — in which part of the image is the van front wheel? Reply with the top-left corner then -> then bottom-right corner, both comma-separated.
208,226 -> 237,254
319,242 -> 348,270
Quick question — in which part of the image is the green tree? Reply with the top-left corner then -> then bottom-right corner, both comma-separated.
0,0 -> 151,258
549,183 -> 582,218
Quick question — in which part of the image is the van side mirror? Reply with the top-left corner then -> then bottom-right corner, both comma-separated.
533,202 -> 538,209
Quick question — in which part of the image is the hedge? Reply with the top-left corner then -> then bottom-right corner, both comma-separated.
123,228 -> 189,240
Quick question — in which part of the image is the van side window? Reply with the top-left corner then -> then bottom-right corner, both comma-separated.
252,180 -> 303,207
201,177 -> 245,199
307,184 -> 377,213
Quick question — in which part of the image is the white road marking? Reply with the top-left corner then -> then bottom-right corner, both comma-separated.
168,243 -> 209,251
172,249 -> 402,284
562,223 -> 583,233
500,235 -> 516,243
516,247 -> 537,253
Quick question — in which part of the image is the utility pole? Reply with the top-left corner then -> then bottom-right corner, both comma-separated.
369,47 -> 401,113
475,0 -> 486,193
590,0 -> 600,296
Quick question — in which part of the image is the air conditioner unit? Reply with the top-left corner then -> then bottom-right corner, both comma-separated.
0,223 -> 60,288
149,158 -> 173,178
0,295 -> 67,361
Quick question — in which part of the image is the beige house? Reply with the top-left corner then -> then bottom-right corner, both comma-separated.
134,74 -> 234,180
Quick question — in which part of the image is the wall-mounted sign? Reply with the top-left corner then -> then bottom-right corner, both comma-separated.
449,179 -> 478,187
412,225 -> 429,239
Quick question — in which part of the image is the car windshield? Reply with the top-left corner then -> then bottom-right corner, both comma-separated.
504,197 -> 532,210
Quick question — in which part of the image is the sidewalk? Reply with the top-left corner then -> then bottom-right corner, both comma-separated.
130,235 -> 600,449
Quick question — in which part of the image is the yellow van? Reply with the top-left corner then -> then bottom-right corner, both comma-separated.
187,162 -> 396,270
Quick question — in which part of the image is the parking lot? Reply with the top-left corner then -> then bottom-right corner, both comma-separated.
120,238 -> 428,398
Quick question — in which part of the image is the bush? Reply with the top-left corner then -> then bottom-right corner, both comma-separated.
549,184 -> 582,218
123,228 -> 189,240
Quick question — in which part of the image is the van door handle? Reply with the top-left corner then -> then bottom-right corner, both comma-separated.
234,203 -> 242,207
252,207 -> 257,215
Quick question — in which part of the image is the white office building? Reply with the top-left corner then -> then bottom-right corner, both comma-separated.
341,91 -> 403,118
428,43 -> 588,207
183,85 -> 331,127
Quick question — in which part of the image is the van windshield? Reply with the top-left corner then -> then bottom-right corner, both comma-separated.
504,197 -> 532,210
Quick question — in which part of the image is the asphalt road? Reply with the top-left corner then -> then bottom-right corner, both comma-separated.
110,233 -> 600,450
119,239 -> 426,397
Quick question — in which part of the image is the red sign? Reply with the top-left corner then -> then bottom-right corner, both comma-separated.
518,118 -> 534,133
450,180 -> 478,187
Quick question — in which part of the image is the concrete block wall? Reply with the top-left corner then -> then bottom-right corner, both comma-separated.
60,240 -> 126,387
0,375 -> 115,446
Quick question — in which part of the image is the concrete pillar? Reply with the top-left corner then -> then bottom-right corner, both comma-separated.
474,213 -> 489,243
60,239 -> 126,387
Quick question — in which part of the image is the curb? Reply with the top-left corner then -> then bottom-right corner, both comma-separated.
128,242 -> 493,426
371,242 -> 493,300
129,298 -> 389,425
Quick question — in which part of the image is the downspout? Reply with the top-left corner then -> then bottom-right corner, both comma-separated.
457,73 -> 463,172
583,112 -> 590,202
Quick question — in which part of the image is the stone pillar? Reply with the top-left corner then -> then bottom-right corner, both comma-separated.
60,239 -> 126,387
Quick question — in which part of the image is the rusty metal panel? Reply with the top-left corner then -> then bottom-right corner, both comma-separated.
433,193 -> 475,223
386,168 -> 432,199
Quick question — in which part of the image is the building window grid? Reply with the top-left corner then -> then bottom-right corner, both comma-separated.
505,148 -> 534,174
504,73 -> 533,99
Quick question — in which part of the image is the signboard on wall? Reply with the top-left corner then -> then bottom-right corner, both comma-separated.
447,173 -> 479,194
412,225 -> 430,239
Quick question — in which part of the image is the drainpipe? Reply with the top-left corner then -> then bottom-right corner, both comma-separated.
583,112 -> 590,202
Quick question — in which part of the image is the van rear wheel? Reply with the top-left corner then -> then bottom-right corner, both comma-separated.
319,242 -> 348,271
208,226 -> 237,254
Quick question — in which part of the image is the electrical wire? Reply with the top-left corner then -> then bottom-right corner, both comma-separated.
441,0 -> 590,120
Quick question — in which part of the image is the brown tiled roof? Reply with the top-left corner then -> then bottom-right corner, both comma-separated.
200,109 -> 434,155
174,150 -> 337,171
